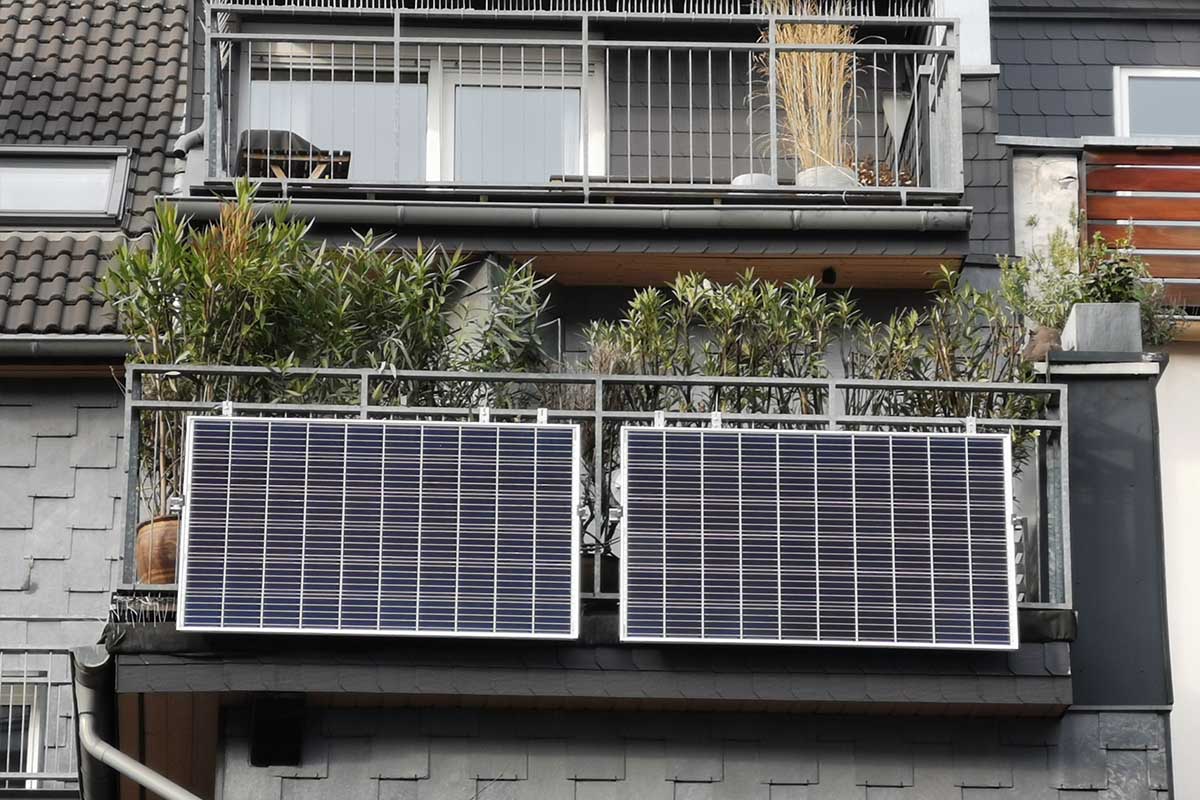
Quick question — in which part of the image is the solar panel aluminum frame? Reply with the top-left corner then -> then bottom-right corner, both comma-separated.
618,427 -> 1018,651
176,416 -> 582,640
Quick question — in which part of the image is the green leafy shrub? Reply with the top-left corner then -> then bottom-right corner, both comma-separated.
999,226 -> 1177,346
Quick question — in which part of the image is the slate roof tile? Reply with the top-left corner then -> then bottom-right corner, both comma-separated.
0,0 -> 186,334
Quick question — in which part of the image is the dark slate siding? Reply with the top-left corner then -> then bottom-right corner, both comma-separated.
962,73 -> 1011,260
992,15 -> 1200,138
0,378 -> 125,647
215,706 -> 1172,800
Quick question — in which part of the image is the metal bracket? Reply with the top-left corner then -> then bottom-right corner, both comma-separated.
478,406 -> 490,424
609,506 -> 624,522
710,410 -> 723,429
220,400 -> 234,417
653,410 -> 666,428
167,495 -> 184,515
576,502 -> 590,520
965,416 -> 978,434
536,408 -> 549,424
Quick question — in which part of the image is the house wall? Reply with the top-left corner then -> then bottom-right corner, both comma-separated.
992,15 -> 1200,138
214,705 -> 1172,799
0,377 -> 125,648
1156,343 -> 1200,800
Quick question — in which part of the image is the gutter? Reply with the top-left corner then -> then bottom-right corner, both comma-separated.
168,198 -> 972,234
71,645 -> 203,800
0,334 -> 129,358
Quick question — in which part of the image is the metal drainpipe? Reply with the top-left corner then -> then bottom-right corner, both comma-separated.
72,646 -> 204,800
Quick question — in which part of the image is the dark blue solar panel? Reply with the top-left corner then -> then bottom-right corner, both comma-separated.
621,428 -> 1016,650
178,417 -> 579,639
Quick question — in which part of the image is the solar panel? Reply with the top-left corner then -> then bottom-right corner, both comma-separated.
177,417 -> 580,639
620,428 -> 1016,650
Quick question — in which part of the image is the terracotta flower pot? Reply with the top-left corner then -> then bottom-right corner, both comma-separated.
135,516 -> 179,584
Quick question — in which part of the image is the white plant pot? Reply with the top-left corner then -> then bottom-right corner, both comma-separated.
794,165 -> 859,189
732,172 -> 777,188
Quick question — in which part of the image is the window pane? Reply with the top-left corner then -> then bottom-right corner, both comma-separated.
455,86 -> 580,184
243,79 -> 427,182
1128,76 -> 1200,136
0,161 -> 114,213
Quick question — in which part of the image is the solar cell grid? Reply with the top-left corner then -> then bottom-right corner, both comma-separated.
620,427 -> 1017,650
178,417 -> 579,639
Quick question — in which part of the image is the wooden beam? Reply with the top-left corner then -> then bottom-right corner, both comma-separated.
1086,150 -> 1200,166
1090,224 -> 1200,251
1087,167 -> 1200,192
1087,195 -> 1200,223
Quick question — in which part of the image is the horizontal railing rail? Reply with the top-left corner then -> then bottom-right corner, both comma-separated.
203,13 -> 963,200
122,365 -> 1070,610
0,649 -> 77,790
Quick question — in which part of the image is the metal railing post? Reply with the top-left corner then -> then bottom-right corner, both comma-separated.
767,15 -> 779,183
581,15 -> 591,203
121,367 -> 143,584
205,3 -> 220,179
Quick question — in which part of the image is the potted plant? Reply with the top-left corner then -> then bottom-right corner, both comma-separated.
101,183 -> 551,584
1000,223 -> 1179,359
756,0 -> 860,189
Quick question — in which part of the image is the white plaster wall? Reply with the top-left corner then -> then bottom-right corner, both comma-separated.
938,0 -> 992,68
1157,342 -> 1200,798
1012,153 -> 1080,259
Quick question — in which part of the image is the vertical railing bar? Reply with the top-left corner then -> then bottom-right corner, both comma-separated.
668,46 -> 673,184
746,48 -> 754,177
767,16 -> 778,182
851,50 -> 859,183
872,52 -> 879,186
394,15 -> 401,181
626,49 -> 632,181
707,48 -> 714,185
581,16 -> 590,201
646,48 -> 652,184
913,51 -> 921,187
891,51 -> 900,187
727,50 -> 733,185
17,653 -> 27,775
330,41 -> 336,178
309,45 -> 315,175
965,438 -> 975,644
205,1 -> 218,178
688,48 -> 694,183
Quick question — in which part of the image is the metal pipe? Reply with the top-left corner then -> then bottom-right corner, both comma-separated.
166,197 -> 972,232
72,646 -> 203,800
78,715 -> 202,800
0,335 -> 129,358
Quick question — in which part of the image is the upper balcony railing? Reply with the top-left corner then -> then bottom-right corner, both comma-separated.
0,649 -> 77,793
202,9 -> 963,203
121,365 -> 1069,611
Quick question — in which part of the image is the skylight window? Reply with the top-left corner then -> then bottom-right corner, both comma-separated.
0,147 -> 129,220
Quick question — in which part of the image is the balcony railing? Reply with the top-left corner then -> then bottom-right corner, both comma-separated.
121,365 -> 1070,610
202,12 -> 963,202
0,649 -> 77,792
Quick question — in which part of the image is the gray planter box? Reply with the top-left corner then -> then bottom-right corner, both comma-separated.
1061,302 -> 1142,353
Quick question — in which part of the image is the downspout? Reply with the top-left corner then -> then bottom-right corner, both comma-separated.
71,645 -> 204,800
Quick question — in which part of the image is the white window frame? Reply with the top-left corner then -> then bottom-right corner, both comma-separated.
427,56 -> 607,183
0,146 -> 129,223
1113,66 -> 1200,138
0,682 -> 46,790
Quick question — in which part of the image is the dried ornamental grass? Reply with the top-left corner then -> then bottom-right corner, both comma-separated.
758,0 -> 857,172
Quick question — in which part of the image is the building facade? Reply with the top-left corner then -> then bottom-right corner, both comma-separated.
0,0 -> 1192,798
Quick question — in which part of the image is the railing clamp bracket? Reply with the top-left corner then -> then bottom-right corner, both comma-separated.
653,410 -> 666,428
536,408 -> 549,424
220,400 -> 234,417
478,406 -> 490,424
965,416 -> 977,434
710,411 -> 723,429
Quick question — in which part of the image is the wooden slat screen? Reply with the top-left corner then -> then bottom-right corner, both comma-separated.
1084,147 -> 1200,306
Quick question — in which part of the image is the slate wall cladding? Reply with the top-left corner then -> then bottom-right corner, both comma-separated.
0,378 -> 125,647
216,706 -> 1172,800
962,73 -> 1012,260
992,14 -> 1200,139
